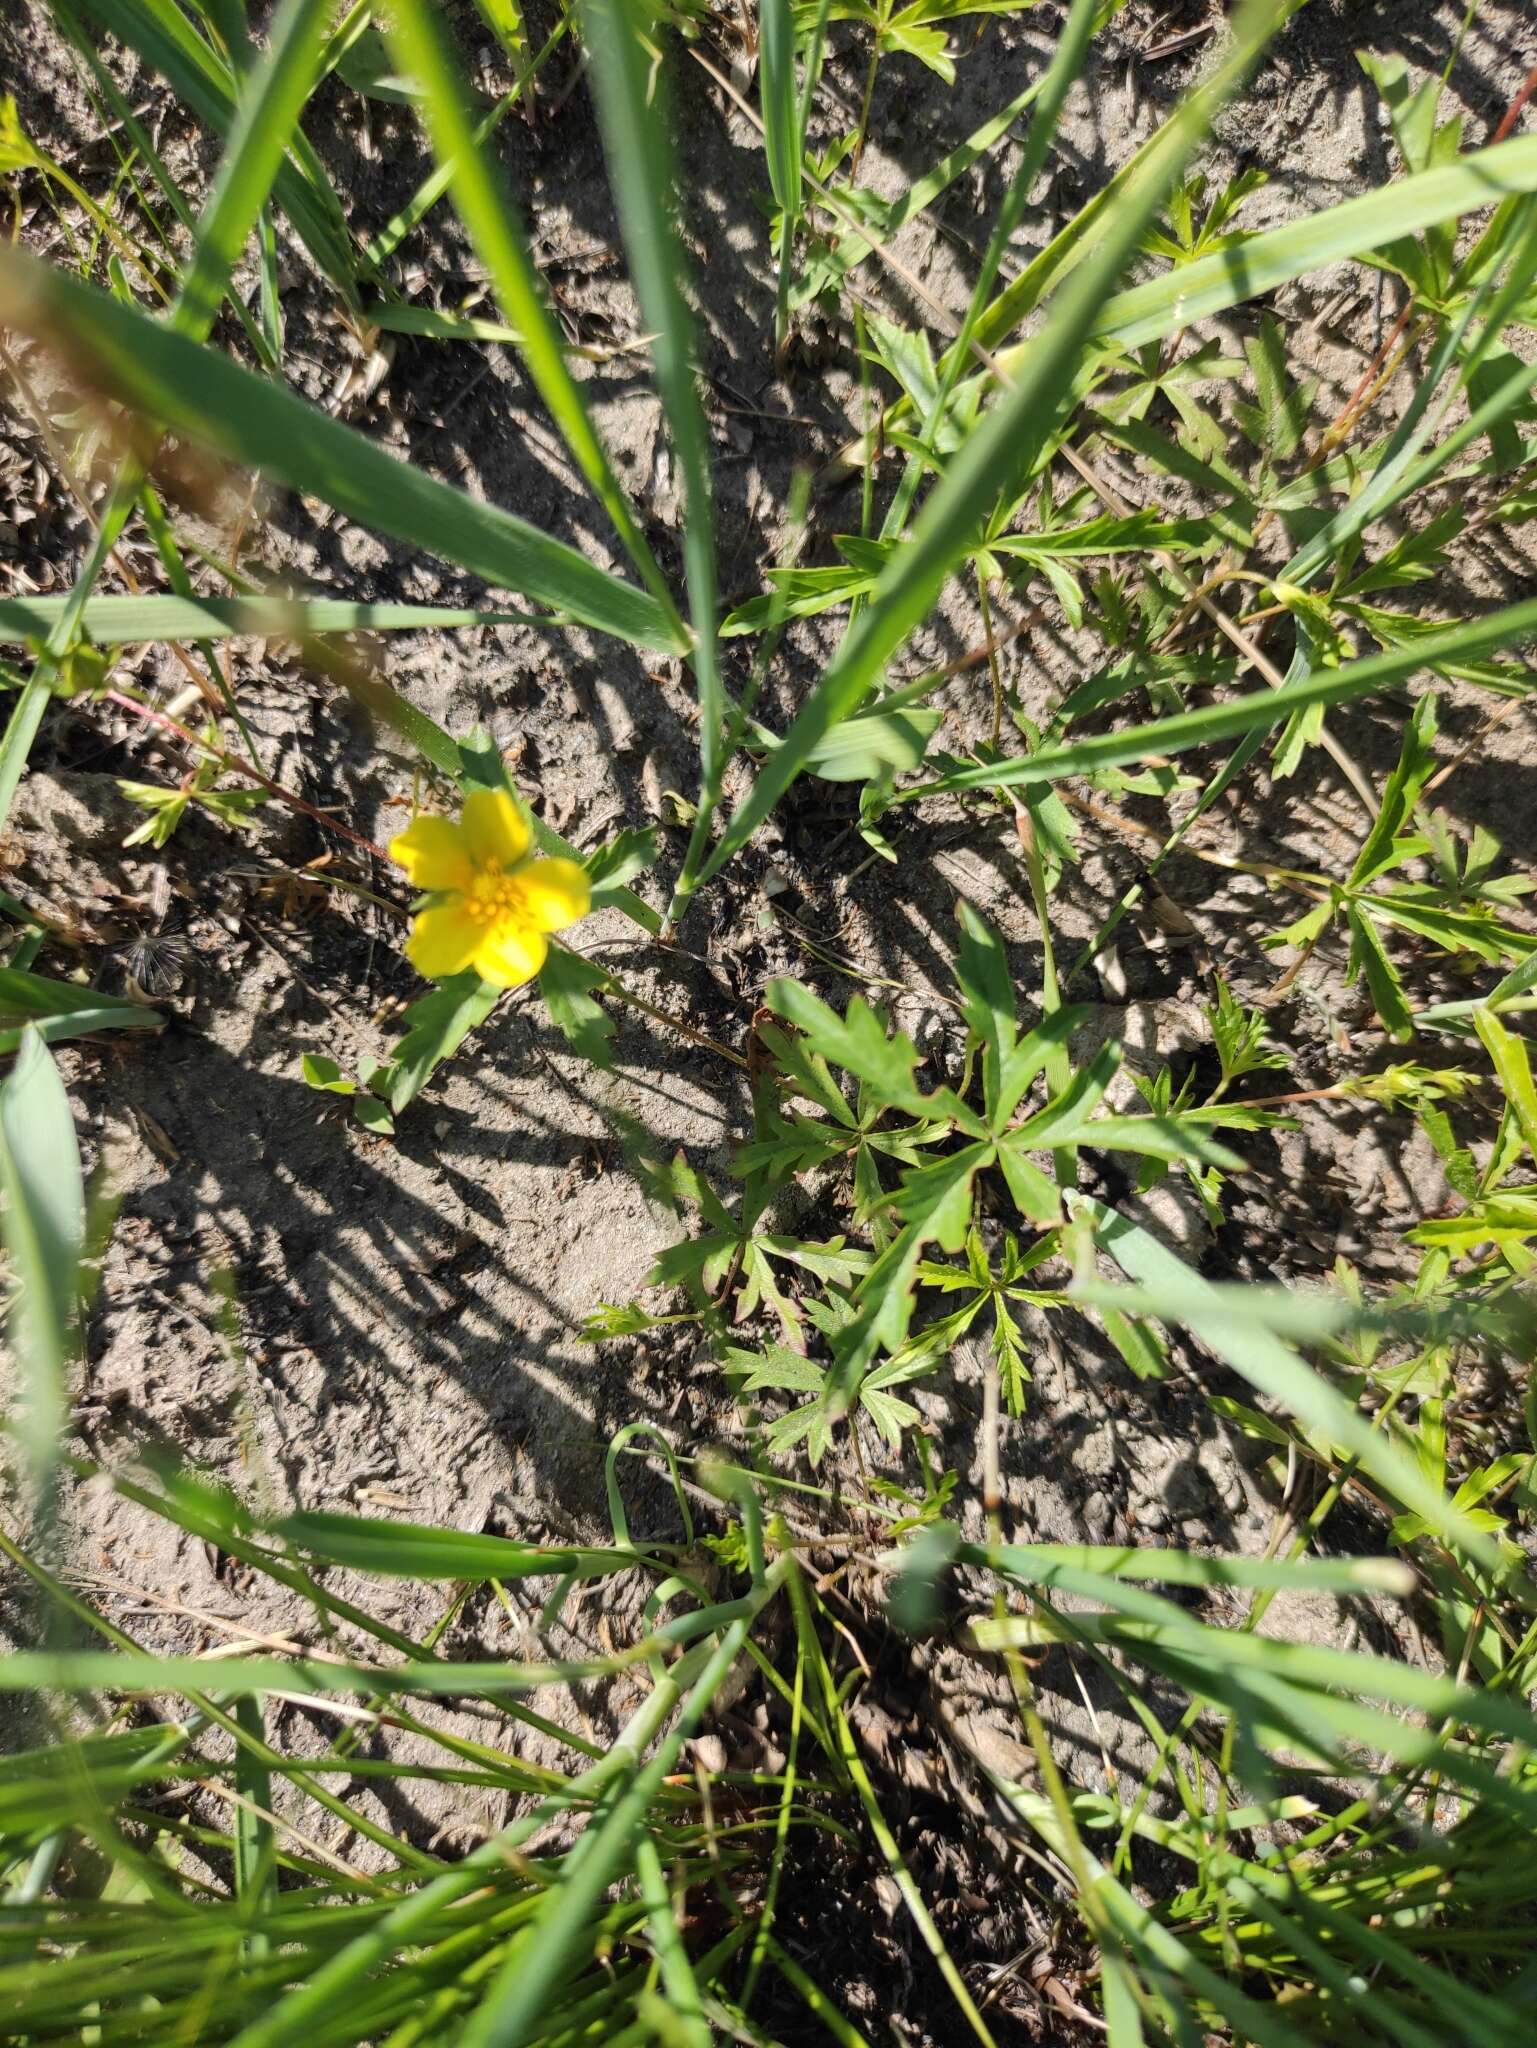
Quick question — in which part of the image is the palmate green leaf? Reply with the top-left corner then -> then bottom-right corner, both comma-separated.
1072,1113 -> 1246,1173
1364,890 -> 1533,964
698,0 -> 1288,891
386,971 -> 501,1114
0,1029 -> 85,1508
766,978 -> 981,1133
539,945 -> 616,1071
0,251 -> 687,656
996,1007 -> 1089,1127
1012,1037 -> 1120,1147
824,1139 -> 995,1416
1346,904 -> 1414,1041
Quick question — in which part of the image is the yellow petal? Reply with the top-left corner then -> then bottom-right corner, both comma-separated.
460,787 -> 530,869
515,857 -> 591,933
474,920 -> 547,989
405,901 -> 482,979
390,813 -> 473,892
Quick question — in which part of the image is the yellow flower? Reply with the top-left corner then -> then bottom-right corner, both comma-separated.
390,788 -> 590,988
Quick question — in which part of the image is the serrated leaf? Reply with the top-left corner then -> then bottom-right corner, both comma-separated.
387,972 -> 501,1112
1346,906 -> 1413,1042
826,1139 -> 995,1415
1348,689 -> 1439,888
766,980 -> 981,1132
539,944 -> 615,1070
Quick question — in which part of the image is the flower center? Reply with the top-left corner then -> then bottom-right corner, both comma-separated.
463,862 -> 525,927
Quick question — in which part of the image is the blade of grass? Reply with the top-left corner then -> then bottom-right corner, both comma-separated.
633,1836 -> 712,2048
50,0 -> 279,366
793,0 -> 1120,317
361,13 -> 571,274
67,0 -> 361,306
695,0 -> 1292,894
0,1029 -> 85,1518
1070,1194 -> 1511,1569
907,592 -> 1537,798
788,1562 -> 1000,2048
385,0 -> 682,630
858,131 -> 1537,462
759,0 -> 802,353
0,0 -> 339,830
0,593 -> 550,645
577,0 -> 723,926
0,250 -> 689,654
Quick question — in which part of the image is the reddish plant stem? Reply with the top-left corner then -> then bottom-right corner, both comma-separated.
1492,61 -> 1537,143
105,690 -> 391,863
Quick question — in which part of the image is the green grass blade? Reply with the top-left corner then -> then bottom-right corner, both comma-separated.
1071,1195 -> 1507,1568
0,1029 -> 85,1515
2,0 -> 337,827
232,1694 -> 277,1987
360,12 -> 571,274
0,593 -> 547,645
579,0 -> 723,910
633,1836 -> 712,2048
697,0 -> 1288,889
912,592 -> 1537,797
172,0 -> 334,342
968,1543 -> 1413,1598
793,1 -> 1116,318
1096,132 -> 1537,355
0,677 -> 51,835
866,130 -> 1537,458
385,0 -> 681,628
759,0 -> 800,224
458,1597 -> 773,2047
49,1 -> 279,365
0,250 -> 688,654
761,0 -> 801,351
0,962 -> 163,1052
66,0 -> 360,304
